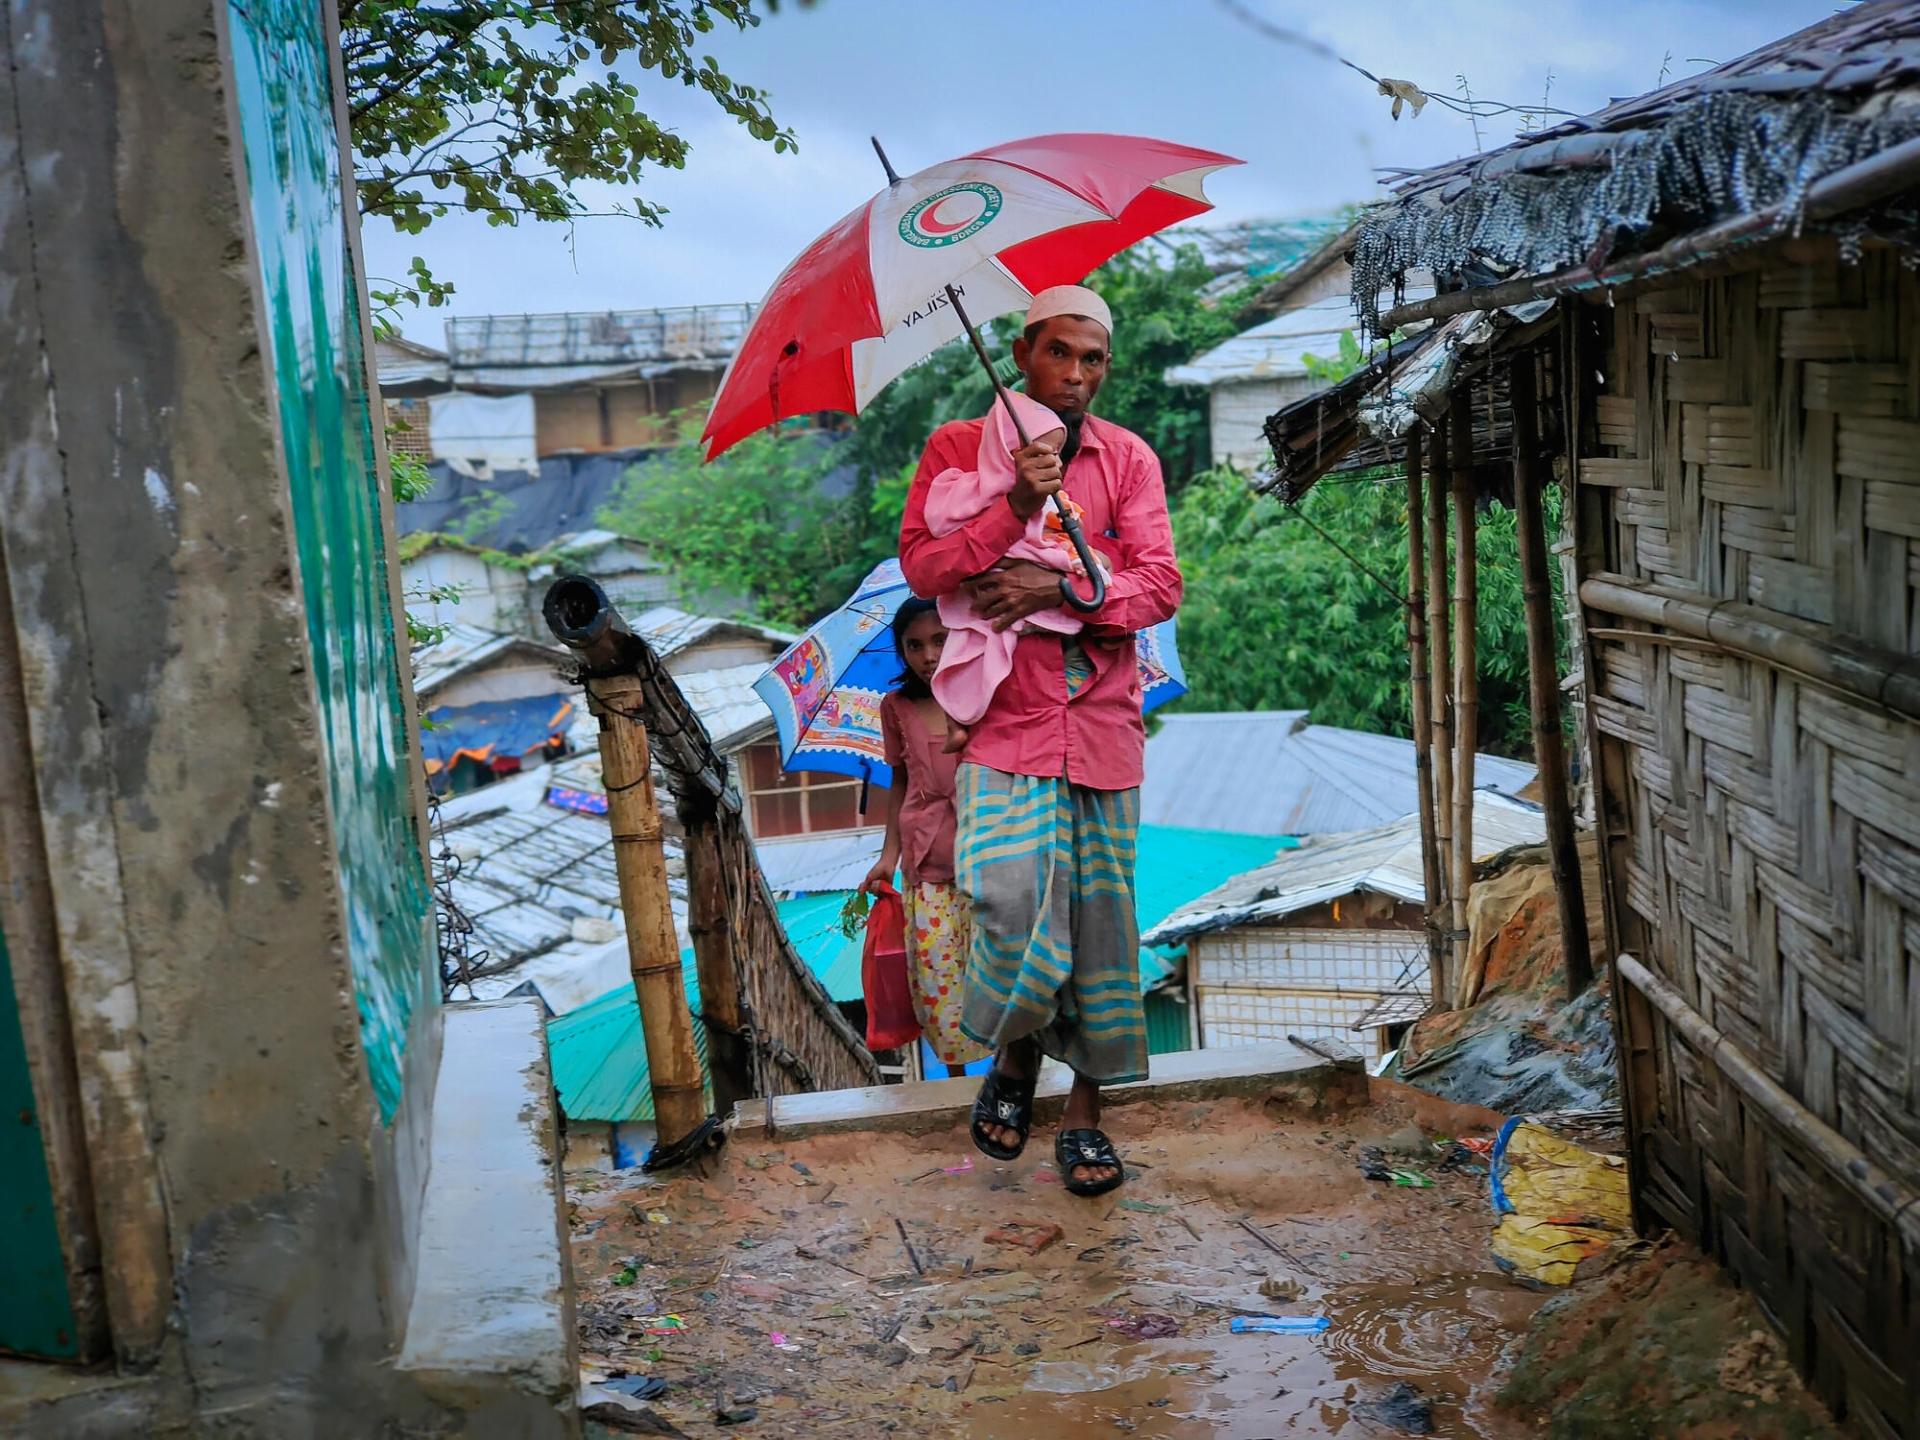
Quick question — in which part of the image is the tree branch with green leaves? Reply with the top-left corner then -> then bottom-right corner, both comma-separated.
344,1 -> 796,323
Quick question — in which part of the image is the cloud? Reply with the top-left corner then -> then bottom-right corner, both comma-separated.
364,0 -> 1836,344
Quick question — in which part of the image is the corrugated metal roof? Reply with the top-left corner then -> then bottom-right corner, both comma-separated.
446,304 -> 756,373
629,605 -> 797,662
756,829 -> 890,896
545,954 -> 709,1123
1164,295 -> 1369,388
673,661 -> 778,754
1350,992 -> 1430,1030
1140,711 -> 1534,837
438,752 -> 693,1015
411,622 -> 567,700
1143,789 -> 1547,946
375,335 -> 450,391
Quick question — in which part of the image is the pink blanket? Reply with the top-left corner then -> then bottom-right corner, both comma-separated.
923,392 -> 1106,726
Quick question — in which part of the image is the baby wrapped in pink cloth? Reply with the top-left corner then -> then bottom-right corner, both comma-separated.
924,390 -> 1107,729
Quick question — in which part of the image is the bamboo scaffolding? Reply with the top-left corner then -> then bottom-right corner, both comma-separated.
1425,418 -> 1455,999
1508,355 -> 1594,1002
1448,390 -> 1478,1007
1403,430 -> 1445,1003
587,672 -> 708,1146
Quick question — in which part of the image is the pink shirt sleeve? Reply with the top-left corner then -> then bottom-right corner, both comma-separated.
1085,438 -> 1183,635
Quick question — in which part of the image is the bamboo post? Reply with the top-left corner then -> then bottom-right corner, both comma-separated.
1426,418 -> 1455,1000
1509,355 -> 1595,1001
1448,389 -> 1478,1007
682,808 -> 754,1115
586,673 -> 708,1146
1403,430 -> 1446,1004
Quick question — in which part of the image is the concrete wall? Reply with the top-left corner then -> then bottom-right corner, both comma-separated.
0,1 -> 571,1433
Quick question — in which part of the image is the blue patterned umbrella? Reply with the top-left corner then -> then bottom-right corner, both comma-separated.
752,557 -> 1186,791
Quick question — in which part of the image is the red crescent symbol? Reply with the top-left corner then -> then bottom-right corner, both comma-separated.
917,194 -> 976,236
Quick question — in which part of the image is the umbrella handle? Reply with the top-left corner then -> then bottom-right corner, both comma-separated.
1050,495 -> 1106,613
936,282 -> 1107,615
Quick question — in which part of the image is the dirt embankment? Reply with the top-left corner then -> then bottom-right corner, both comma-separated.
1497,1236 -> 1839,1439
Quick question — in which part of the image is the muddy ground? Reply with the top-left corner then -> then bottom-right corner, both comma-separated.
570,1081 -> 1551,1438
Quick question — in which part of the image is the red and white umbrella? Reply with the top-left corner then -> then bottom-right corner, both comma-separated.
700,133 -> 1240,460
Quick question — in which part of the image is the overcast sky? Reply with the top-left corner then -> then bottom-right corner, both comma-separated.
364,0 -> 1839,346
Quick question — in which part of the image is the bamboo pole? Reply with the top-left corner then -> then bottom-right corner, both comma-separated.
1508,355 -> 1595,1002
1425,418 -> 1455,1000
1448,389 -> 1478,1008
682,810 -> 754,1116
1403,430 -> 1446,1004
587,673 -> 708,1146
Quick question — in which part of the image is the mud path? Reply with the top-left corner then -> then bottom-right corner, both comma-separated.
570,1087 -> 1546,1437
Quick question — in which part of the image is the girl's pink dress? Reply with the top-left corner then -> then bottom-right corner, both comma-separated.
922,391 -> 1107,726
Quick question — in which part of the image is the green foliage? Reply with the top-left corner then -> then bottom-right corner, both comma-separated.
1078,246 -> 1250,493
1169,467 -> 1555,758
342,0 -> 793,317
1300,330 -> 1364,386
598,426 -> 868,628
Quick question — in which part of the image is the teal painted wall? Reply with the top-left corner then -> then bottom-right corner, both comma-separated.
0,922 -> 79,1358
226,1 -> 432,1120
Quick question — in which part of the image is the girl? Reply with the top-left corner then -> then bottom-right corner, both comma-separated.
861,598 -> 990,1077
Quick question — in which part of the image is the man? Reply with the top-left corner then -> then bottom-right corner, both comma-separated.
898,284 -> 1181,1195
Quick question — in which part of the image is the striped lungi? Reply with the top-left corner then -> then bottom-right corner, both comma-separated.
953,763 -> 1147,1085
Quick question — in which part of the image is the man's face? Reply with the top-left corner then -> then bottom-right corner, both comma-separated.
1013,315 -> 1111,416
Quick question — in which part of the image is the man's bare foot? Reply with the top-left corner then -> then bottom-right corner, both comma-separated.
1059,1073 -> 1120,1188
942,722 -> 970,754
977,1038 -> 1038,1152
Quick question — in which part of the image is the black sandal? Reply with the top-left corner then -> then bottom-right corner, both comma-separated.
1056,1128 -> 1126,1197
969,1067 -> 1038,1161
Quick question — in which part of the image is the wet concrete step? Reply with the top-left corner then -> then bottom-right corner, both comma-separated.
398,998 -> 577,1435
733,1037 -> 1362,1139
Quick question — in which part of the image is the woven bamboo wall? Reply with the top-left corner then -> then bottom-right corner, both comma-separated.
1574,247 -> 1920,1435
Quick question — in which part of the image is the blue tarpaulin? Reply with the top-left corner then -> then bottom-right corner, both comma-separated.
421,694 -> 574,777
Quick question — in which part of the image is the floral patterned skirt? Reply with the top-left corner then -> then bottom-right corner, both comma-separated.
901,880 -> 991,1067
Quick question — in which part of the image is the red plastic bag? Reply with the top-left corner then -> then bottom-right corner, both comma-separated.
861,880 -> 920,1051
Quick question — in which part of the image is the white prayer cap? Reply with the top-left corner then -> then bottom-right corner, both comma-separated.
1024,284 -> 1112,340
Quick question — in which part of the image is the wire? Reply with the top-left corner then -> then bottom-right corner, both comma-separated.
1210,0 -> 1578,124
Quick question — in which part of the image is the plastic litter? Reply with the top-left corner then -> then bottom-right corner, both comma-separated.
641,1314 -> 687,1335
1489,1118 -> 1631,1284
1352,1379 -> 1435,1435
602,1375 -> 670,1400
644,1210 -> 671,1225
1231,1315 -> 1330,1335
1118,1198 -> 1171,1214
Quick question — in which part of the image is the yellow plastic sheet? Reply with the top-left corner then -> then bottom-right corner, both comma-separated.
1489,1122 -> 1631,1285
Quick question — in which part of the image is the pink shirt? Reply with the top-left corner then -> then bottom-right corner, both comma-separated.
899,413 -> 1183,792
879,690 -> 959,885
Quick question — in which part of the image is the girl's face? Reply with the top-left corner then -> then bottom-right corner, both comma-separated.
901,610 -> 948,683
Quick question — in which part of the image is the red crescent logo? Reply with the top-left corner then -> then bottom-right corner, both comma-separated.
917,194 -> 976,236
